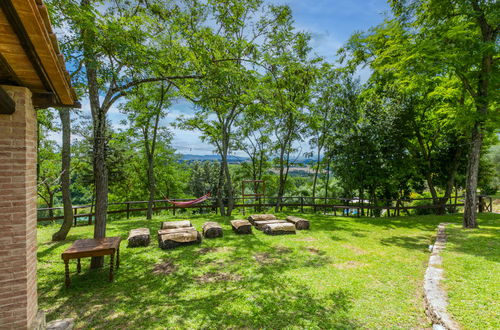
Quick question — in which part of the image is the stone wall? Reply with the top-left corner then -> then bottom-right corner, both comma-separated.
0,85 -> 38,329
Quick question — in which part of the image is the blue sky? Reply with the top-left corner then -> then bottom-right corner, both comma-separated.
67,0 -> 391,155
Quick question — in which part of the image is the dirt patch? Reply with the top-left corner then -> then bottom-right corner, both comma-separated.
342,244 -> 366,255
198,247 -> 216,255
275,246 -> 292,254
332,261 -> 366,269
306,247 -> 324,255
152,260 -> 177,275
292,237 -> 318,242
195,272 -> 242,283
253,252 -> 276,265
198,246 -> 235,255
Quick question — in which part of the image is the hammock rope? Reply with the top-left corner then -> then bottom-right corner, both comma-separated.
164,192 -> 211,208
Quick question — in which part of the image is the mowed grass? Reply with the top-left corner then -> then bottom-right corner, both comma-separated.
441,213 -> 500,330
36,212 -> 492,329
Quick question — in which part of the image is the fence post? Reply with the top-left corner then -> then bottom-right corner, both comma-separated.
126,203 -> 130,219
300,197 -> 304,213
478,196 -> 484,213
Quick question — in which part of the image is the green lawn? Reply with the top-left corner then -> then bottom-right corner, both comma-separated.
36,212 -> 497,329
441,213 -> 500,330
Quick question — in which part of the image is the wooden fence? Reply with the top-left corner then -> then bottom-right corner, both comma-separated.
37,195 -> 494,226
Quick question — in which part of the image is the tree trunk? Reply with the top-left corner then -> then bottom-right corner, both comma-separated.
52,109 -> 74,241
463,124 -> 482,228
216,161 -> 225,216
91,107 -> 109,268
462,5 -> 495,228
312,144 -> 323,200
146,154 -> 155,220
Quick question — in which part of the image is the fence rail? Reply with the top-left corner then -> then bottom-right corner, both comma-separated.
37,195 -> 494,226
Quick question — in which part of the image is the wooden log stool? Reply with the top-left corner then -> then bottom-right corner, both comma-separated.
127,228 -> 151,247
231,220 -> 252,234
160,220 -> 193,230
262,222 -> 296,235
286,216 -> 310,230
247,214 -> 276,225
253,219 -> 288,230
157,227 -> 201,250
202,222 -> 223,238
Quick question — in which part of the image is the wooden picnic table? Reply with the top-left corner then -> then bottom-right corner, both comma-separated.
61,237 -> 121,287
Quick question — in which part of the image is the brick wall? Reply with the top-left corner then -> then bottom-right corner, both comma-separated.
0,85 -> 38,329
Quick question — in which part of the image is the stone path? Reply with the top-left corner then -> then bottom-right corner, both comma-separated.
424,223 -> 459,330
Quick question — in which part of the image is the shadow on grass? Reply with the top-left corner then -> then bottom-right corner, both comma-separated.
444,214 -> 500,263
41,219 -> 359,328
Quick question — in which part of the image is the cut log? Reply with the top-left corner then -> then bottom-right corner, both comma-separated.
262,222 -> 296,235
231,220 -> 252,234
158,227 -> 197,236
247,214 -> 276,224
157,227 -> 202,250
127,228 -> 151,247
202,222 -> 223,238
286,216 -> 310,230
160,220 -> 192,230
253,219 -> 288,230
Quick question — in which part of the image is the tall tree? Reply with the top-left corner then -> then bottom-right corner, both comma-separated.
52,109 -> 74,241
260,15 -> 318,210
389,0 -> 499,227
48,0 -> 199,267
121,82 -> 172,219
178,0 -> 288,216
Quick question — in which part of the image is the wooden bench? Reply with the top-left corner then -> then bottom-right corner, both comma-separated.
61,237 -> 121,287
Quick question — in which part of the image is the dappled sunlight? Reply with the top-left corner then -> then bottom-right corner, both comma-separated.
35,212 -> 495,328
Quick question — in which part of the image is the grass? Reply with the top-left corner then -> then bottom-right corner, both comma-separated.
441,213 -> 500,330
36,212 -> 497,329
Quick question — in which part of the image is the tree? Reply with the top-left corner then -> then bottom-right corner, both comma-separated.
307,65 -> 339,201
121,82 -> 172,219
389,0 -> 499,227
48,0 -> 200,267
260,16 -> 318,210
52,109 -> 74,241
37,139 -> 61,218
178,1 -> 289,216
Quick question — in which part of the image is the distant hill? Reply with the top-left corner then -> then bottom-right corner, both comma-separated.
179,154 -> 249,163
179,154 -> 316,164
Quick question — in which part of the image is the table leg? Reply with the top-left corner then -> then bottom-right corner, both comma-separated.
77,258 -> 81,274
116,247 -> 120,269
109,253 -> 114,282
64,260 -> 71,288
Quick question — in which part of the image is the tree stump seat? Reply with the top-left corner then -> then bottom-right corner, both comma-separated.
253,219 -> 288,230
262,222 -> 296,235
231,220 -> 252,234
127,228 -> 151,247
286,216 -> 310,230
202,222 -> 223,238
157,227 -> 201,250
160,220 -> 193,230
247,214 -> 276,224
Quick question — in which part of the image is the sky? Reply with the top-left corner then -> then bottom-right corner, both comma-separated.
57,0 -> 391,156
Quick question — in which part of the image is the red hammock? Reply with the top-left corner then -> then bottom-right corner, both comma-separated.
165,192 -> 211,207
